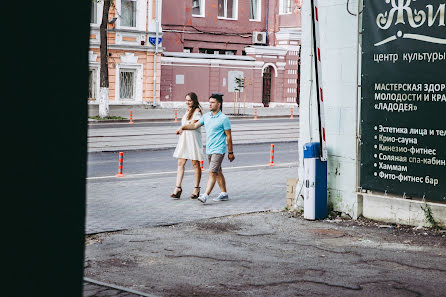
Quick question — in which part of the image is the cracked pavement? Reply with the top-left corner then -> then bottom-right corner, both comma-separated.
84,211 -> 446,297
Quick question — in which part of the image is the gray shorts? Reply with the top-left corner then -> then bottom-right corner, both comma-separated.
207,154 -> 225,173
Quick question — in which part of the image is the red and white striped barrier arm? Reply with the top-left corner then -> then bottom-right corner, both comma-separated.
310,0 -> 328,161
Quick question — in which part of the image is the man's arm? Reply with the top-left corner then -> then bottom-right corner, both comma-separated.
176,121 -> 202,134
225,129 -> 235,162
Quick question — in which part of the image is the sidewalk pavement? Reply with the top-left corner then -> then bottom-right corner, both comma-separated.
88,104 -> 298,122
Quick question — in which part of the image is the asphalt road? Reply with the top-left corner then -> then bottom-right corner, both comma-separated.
84,212 -> 446,297
87,142 -> 299,178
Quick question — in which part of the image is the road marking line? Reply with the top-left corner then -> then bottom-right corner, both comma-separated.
86,162 -> 299,180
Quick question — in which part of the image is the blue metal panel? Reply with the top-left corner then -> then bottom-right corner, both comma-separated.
303,142 -> 321,159
315,159 -> 327,219
303,142 -> 327,220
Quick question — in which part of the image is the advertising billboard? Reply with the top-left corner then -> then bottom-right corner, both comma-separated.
361,0 -> 446,202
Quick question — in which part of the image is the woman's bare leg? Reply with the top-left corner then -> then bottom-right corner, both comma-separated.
191,160 -> 201,195
173,158 -> 187,194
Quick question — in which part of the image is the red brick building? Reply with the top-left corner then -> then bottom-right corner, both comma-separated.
160,0 -> 302,107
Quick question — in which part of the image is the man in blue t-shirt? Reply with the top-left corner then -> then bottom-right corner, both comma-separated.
177,94 -> 235,203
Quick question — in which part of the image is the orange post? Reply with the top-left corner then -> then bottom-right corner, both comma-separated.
254,108 -> 258,120
269,144 -> 275,166
200,160 -> 204,172
129,110 -> 134,124
174,109 -> 178,123
116,152 -> 124,177
290,107 -> 294,119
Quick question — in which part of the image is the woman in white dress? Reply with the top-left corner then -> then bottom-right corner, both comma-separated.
171,92 -> 205,199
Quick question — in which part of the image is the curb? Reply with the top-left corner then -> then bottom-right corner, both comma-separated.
87,140 -> 299,153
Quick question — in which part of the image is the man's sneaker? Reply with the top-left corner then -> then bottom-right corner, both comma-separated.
213,192 -> 229,201
198,193 -> 208,203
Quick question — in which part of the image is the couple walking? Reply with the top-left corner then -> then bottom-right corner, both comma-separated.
171,92 -> 234,203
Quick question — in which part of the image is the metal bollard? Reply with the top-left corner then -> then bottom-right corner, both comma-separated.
269,144 -> 275,166
116,152 -> 124,177
129,110 -> 134,124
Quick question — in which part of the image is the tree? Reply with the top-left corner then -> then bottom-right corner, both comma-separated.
99,0 -> 111,118
234,76 -> 245,115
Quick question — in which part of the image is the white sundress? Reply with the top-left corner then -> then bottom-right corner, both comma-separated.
173,109 -> 205,161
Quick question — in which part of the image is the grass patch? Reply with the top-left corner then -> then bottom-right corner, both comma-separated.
89,116 -> 127,121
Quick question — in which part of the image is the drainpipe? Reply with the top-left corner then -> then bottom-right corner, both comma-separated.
153,0 -> 160,106
355,0 -> 364,217
266,0 -> 269,44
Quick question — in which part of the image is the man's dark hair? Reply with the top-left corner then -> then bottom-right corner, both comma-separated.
210,93 -> 223,111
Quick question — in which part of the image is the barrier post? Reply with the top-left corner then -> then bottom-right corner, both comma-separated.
116,152 -> 124,177
254,108 -> 258,120
174,109 -> 178,123
290,107 -> 294,119
269,144 -> 275,166
129,110 -> 134,124
200,160 -> 204,172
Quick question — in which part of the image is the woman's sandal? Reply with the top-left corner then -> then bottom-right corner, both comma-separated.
190,187 -> 200,199
170,186 -> 182,199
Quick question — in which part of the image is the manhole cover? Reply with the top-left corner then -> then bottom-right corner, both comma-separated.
309,229 -> 345,238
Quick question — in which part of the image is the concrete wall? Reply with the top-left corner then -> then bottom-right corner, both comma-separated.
362,194 -> 446,228
298,0 -> 361,217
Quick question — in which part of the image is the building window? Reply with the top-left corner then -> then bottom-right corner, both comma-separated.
199,48 -> 237,55
119,69 -> 136,100
249,0 -> 260,20
183,48 -> 192,53
88,68 -> 97,100
200,48 -> 219,54
218,0 -> 237,19
192,0 -> 204,16
91,0 -> 97,24
280,0 -> 292,14
121,0 -> 136,27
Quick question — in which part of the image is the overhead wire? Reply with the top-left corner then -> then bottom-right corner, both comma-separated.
346,0 -> 363,16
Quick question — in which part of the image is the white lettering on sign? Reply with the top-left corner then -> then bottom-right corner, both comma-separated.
377,1 -> 446,29
374,1 -> 446,46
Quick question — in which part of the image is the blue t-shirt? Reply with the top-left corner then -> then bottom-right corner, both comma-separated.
199,111 -> 231,154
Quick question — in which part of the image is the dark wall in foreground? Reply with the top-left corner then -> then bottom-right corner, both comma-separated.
4,2 -> 89,297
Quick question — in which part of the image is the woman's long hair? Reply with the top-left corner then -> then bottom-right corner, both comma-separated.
186,92 -> 202,120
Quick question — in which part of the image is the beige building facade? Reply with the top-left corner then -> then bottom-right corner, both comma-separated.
88,0 -> 163,106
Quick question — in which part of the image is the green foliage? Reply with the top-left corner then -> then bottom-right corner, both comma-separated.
234,77 -> 245,92
421,202 -> 438,228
